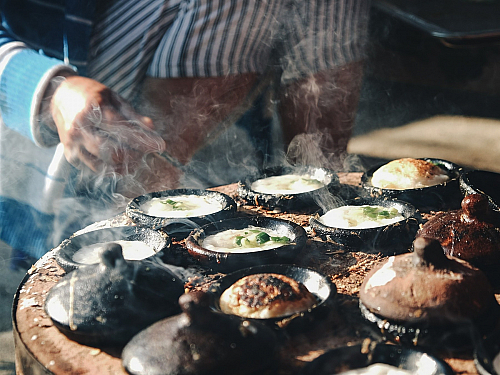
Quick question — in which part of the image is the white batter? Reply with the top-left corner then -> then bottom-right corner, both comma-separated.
319,205 -> 404,229
72,240 -> 156,264
339,364 -> 412,375
140,195 -> 223,218
371,158 -> 449,190
202,226 -> 290,253
340,354 -> 438,375
251,174 -> 325,195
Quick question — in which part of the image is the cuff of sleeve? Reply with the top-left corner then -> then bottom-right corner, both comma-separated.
0,48 -> 77,147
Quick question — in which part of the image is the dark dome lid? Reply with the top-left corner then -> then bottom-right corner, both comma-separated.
417,194 -> 500,283
45,243 -> 185,345
360,237 -> 495,325
121,291 -> 278,375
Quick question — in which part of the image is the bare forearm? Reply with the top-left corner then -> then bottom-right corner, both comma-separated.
278,61 -> 365,163
50,76 -> 165,173
140,73 -> 258,165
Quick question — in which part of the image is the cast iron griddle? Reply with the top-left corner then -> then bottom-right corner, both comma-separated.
373,0 -> 500,46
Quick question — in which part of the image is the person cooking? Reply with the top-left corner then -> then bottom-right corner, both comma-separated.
0,0 -> 370,265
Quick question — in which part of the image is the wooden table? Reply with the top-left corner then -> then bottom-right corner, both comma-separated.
13,173 -> 484,374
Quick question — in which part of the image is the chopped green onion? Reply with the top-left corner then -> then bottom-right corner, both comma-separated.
271,236 -> 290,243
362,206 -> 400,220
160,199 -> 177,205
363,207 -> 379,219
255,232 -> 270,244
235,236 -> 245,247
160,198 -> 186,210
234,230 -> 290,247
378,210 -> 390,218
301,178 -> 321,184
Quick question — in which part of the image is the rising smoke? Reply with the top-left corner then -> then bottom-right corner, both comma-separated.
1,1 -> 371,258
55,62 -> 364,250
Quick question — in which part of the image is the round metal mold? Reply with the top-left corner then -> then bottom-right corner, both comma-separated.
237,165 -> 339,211
45,244 -> 185,346
54,226 -> 170,272
126,188 -> 237,238
299,342 -> 454,375
207,264 -> 336,330
309,197 -> 421,255
185,216 -> 307,272
361,158 -> 462,211
460,169 -> 500,211
474,330 -> 500,375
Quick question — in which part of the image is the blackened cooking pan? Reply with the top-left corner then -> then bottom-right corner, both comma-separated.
374,0 -> 500,46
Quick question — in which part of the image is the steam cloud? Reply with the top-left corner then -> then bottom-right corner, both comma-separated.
1,10 -> 370,257
54,58 -> 363,249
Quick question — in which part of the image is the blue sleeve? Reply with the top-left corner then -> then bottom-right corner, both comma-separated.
0,48 -> 76,146
0,6 -> 77,147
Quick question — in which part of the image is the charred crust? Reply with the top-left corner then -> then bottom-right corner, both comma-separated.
234,274 -> 309,308
387,158 -> 447,179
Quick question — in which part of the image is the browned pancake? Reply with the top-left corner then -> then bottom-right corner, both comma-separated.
371,158 -> 449,189
386,158 -> 444,179
220,273 -> 317,319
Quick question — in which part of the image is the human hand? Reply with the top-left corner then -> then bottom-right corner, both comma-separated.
50,76 -> 166,175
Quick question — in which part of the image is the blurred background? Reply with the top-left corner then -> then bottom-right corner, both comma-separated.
2,1 -> 500,373
350,0 -> 500,172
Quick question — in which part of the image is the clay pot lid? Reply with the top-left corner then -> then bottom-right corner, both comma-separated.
121,291 -> 278,375
45,243 -> 185,345
460,169 -> 500,211
417,194 -> 500,279
360,237 -> 495,325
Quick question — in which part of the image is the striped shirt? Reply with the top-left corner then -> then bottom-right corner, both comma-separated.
88,0 -> 370,100
0,0 -> 370,259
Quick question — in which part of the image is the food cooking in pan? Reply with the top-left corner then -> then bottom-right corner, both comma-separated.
219,273 -> 317,319
139,194 -> 224,218
371,158 -> 450,190
202,226 -> 291,253
318,205 -> 405,229
250,174 -> 325,194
